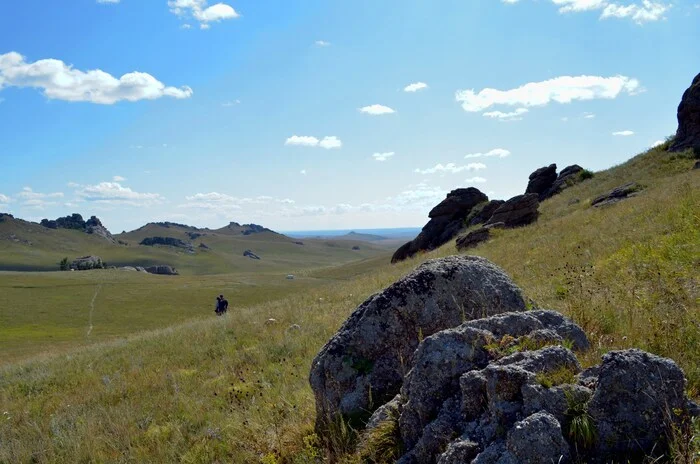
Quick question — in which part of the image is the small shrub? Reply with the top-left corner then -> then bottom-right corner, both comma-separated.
59,257 -> 69,271
358,414 -> 403,464
579,169 -> 594,181
565,390 -> 597,454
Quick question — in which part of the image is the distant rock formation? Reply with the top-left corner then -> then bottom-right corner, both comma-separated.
391,188 -> 488,263
311,256 -> 699,463
352,245 -> 361,250
0,213 -> 14,221
525,164 -> 558,200
145,265 -> 178,275
139,236 -> 194,252
70,256 -> 104,271
244,249 -> 261,260
669,73 -> 700,152
40,214 -> 116,243
591,183 -> 642,207
466,200 -> 504,227
486,193 -> 540,228
198,242 -> 210,250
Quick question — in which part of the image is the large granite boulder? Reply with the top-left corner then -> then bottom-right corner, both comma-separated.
525,164 -> 558,200
485,194 -> 539,228
669,73 -> 700,152
392,188 -> 488,263
145,265 -> 178,275
466,200 -> 505,227
309,256 -> 526,432
591,183 -> 641,207
455,227 -> 490,251
544,164 -> 585,199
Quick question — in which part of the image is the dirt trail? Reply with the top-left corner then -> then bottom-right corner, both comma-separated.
86,284 -> 102,337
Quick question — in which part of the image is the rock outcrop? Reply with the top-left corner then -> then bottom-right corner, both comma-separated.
591,183 -> 642,207
84,216 -> 116,243
455,228 -> 490,251
466,200 -> 504,227
309,256 -> 526,431
139,236 -> 194,252
391,188 -> 488,263
669,73 -> 700,152
525,164 -> 558,200
545,164 -> 585,199
243,250 -> 261,260
40,214 -> 115,243
312,257 -> 699,463
145,265 -> 178,275
485,194 -> 539,228
70,256 -> 104,271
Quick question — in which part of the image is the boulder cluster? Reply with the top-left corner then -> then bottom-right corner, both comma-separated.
310,256 -> 699,463
392,165 -> 589,262
41,214 -> 116,244
140,236 -> 195,252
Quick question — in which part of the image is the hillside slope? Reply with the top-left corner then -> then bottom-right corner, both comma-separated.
0,145 -> 697,462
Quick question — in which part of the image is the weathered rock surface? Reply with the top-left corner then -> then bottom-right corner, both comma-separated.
545,164 -> 585,199
466,200 -> 505,227
243,249 -> 260,260
40,214 -> 116,243
145,265 -> 178,275
309,256 -> 526,431
485,194 -> 539,228
525,164 -> 558,200
693,160 -> 700,170
669,73 -> 700,152
85,216 -> 116,244
455,227 -> 490,251
392,188 -> 488,263
591,183 -> 641,207
70,255 -> 104,271
140,236 -> 194,252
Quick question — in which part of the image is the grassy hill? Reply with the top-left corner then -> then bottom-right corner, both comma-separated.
0,144 -> 698,462
0,217 -> 387,275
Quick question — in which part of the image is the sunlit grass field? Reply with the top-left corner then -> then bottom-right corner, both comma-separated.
0,145 -> 698,462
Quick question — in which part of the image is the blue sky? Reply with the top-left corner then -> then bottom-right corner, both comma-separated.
1,0 -> 698,233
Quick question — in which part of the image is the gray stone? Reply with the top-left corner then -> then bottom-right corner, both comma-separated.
310,256 -> 526,432
525,164 -> 558,200
506,412 -> 571,464
455,227 -> 490,251
588,349 -> 689,459
669,73 -> 700,152
467,200 -> 505,227
545,164 -> 585,199
486,194 -> 539,228
522,384 -> 592,424
70,255 -> 103,271
366,394 -> 402,432
243,249 -> 260,260
591,183 -> 641,207
437,439 -> 480,464
145,265 -> 178,275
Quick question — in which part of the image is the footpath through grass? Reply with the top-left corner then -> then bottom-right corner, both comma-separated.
0,146 -> 698,462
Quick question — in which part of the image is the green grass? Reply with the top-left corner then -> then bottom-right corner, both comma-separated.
0,145 -> 698,462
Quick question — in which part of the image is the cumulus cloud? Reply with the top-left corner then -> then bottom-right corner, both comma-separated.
414,162 -> 486,175
0,193 -> 11,207
373,152 -> 395,161
15,187 -> 64,209
178,193 -> 295,213
74,182 -> 164,206
482,108 -> 529,121
284,135 -> 342,149
612,130 -> 635,136
168,0 -> 239,28
464,148 -> 511,159
583,112 -> 596,119
506,0 -> 670,24
650,139 -> 665,147
465,177 -> 487,183
404,82 -> 428,93
113,175 -> 126,182
0,52 -> 192,104
359,104 -> 396,115
315,40 -> 331,47
456,75 -> 641,112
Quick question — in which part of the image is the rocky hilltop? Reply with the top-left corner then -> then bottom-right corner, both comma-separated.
310,256 -> 699,463
669,73 -> 700,152
392,164 -> 589,263
40,213 -> 116,244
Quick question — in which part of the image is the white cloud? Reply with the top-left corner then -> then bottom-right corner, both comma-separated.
221,99 -> 240,106
373,152 -> 395,161
414,162 -> 487,175
456,75 -> 641,112
319,136 -> 342,149
464,148 -> 511,159
315,40 -> 331,47
612,130 -> 635,136
181,24 -> 192,29
179,193 -> 295,213
285,135 -> 342,149
168,0 -> 239,28
0,193 -> 11,206
404,82 -> 428,93
583,112 -> 596,119
0,52 -> 193,104
507,0 -> 670,24
74,182 -> 164,206
392,184 -> 448,208
300,169 -> 307,175
650,139 -> 665,147
359,104 -> 396,115
113,175 -> 126,182
482,108 -> 529,121
465,177 -> 487,183
15,187 -> 64,209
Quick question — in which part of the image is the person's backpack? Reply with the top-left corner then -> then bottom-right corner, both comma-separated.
222,299 -> 229,311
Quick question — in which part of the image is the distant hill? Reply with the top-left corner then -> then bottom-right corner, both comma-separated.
333,231 -> 388,242
0,215 -> 389,274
